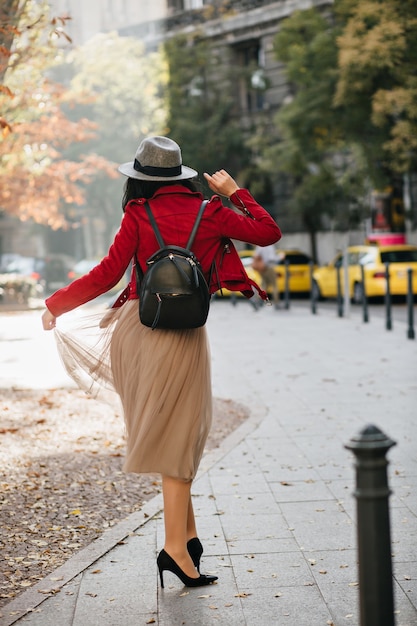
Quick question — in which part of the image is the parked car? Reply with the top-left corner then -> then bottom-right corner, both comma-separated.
0,256 -> 45,302
215,248 -> 315,298
247,249 -> 315,295
312,244 -> 417,303
273,249 -> 316,294
0,253 -> 22,272
43,254 -> 74,292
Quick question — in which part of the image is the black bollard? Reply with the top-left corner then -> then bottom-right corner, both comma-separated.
310,261 -> 317,315
406,267 -> 415,340
384,262 -> 392,330
360,264 -> 369,323
345,425 -> 396,626
284,259 -> 290,310
336,265 -> 343,317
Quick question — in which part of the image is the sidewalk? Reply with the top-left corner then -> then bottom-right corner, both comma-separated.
2,301 -> 417,626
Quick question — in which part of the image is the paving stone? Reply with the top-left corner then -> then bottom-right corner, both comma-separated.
279,500 -> 355,551
226,536 -> 299,556
269,477 -> 336,503
239,584 -> 333,626
219,513 -> 293,543
231,551 -> 314,588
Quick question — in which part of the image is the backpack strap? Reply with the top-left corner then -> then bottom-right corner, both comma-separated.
186,200 -> 208,249
135,199 -> 208,291
144,199 -> 208,250
144,201 -> 165,248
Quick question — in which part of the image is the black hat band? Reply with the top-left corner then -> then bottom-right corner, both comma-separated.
134,159 -> 182,177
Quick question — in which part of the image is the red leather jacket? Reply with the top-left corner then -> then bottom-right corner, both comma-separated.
45,185 -> 282,317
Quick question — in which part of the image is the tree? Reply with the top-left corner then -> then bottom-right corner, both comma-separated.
1,0 -> 26,88
267,0 -> 417,250
334,0 -> 417,230
0,0 -> 116,228
63,32 -> 168,241
335,0 -> 417,178
263,9 -> 361,260
163,33 -> 248,192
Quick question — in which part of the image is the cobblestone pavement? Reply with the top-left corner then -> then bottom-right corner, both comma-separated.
1,299 -> 416,626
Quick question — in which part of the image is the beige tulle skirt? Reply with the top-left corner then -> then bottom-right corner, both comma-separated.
54,300 -> 212,481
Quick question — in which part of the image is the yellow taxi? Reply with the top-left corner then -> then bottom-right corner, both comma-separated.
247,249 -> 315,294
312,244 -> 417,303
215,248 -> 315,298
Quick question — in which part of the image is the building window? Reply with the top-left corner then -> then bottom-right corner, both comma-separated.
233,40 -> 266,113
167,0 -> 205,10
185,0 -> 204,7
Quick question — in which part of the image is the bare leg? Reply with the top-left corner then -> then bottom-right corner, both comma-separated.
187,494 -> 198,540
162,475 -> 198,579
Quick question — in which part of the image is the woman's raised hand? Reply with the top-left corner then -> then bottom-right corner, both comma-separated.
203,169 -> 240,198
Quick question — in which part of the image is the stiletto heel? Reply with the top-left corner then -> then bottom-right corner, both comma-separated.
187,537 -> 203,573
157,549 -> 217,588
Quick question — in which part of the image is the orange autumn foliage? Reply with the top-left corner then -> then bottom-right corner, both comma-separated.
0,100 -> 118,228
0,1 -> 117,228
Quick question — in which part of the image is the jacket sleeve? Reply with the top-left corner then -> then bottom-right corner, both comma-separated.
218,189 -> 282,245
45,208 -> 138,317
206,189 -> 281,301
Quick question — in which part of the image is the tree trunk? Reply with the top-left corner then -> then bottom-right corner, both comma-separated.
0,0 -> 27,82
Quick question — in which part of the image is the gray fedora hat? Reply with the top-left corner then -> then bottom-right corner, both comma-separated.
118,136 -> 197,181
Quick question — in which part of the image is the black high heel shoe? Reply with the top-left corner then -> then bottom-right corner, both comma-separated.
187,537 -> 203,573
157,549 -> 217,588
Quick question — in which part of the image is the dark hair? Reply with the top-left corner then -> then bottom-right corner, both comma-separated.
122,178 -> 200,211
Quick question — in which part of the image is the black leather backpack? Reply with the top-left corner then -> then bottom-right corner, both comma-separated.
135,200 -> 210,330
